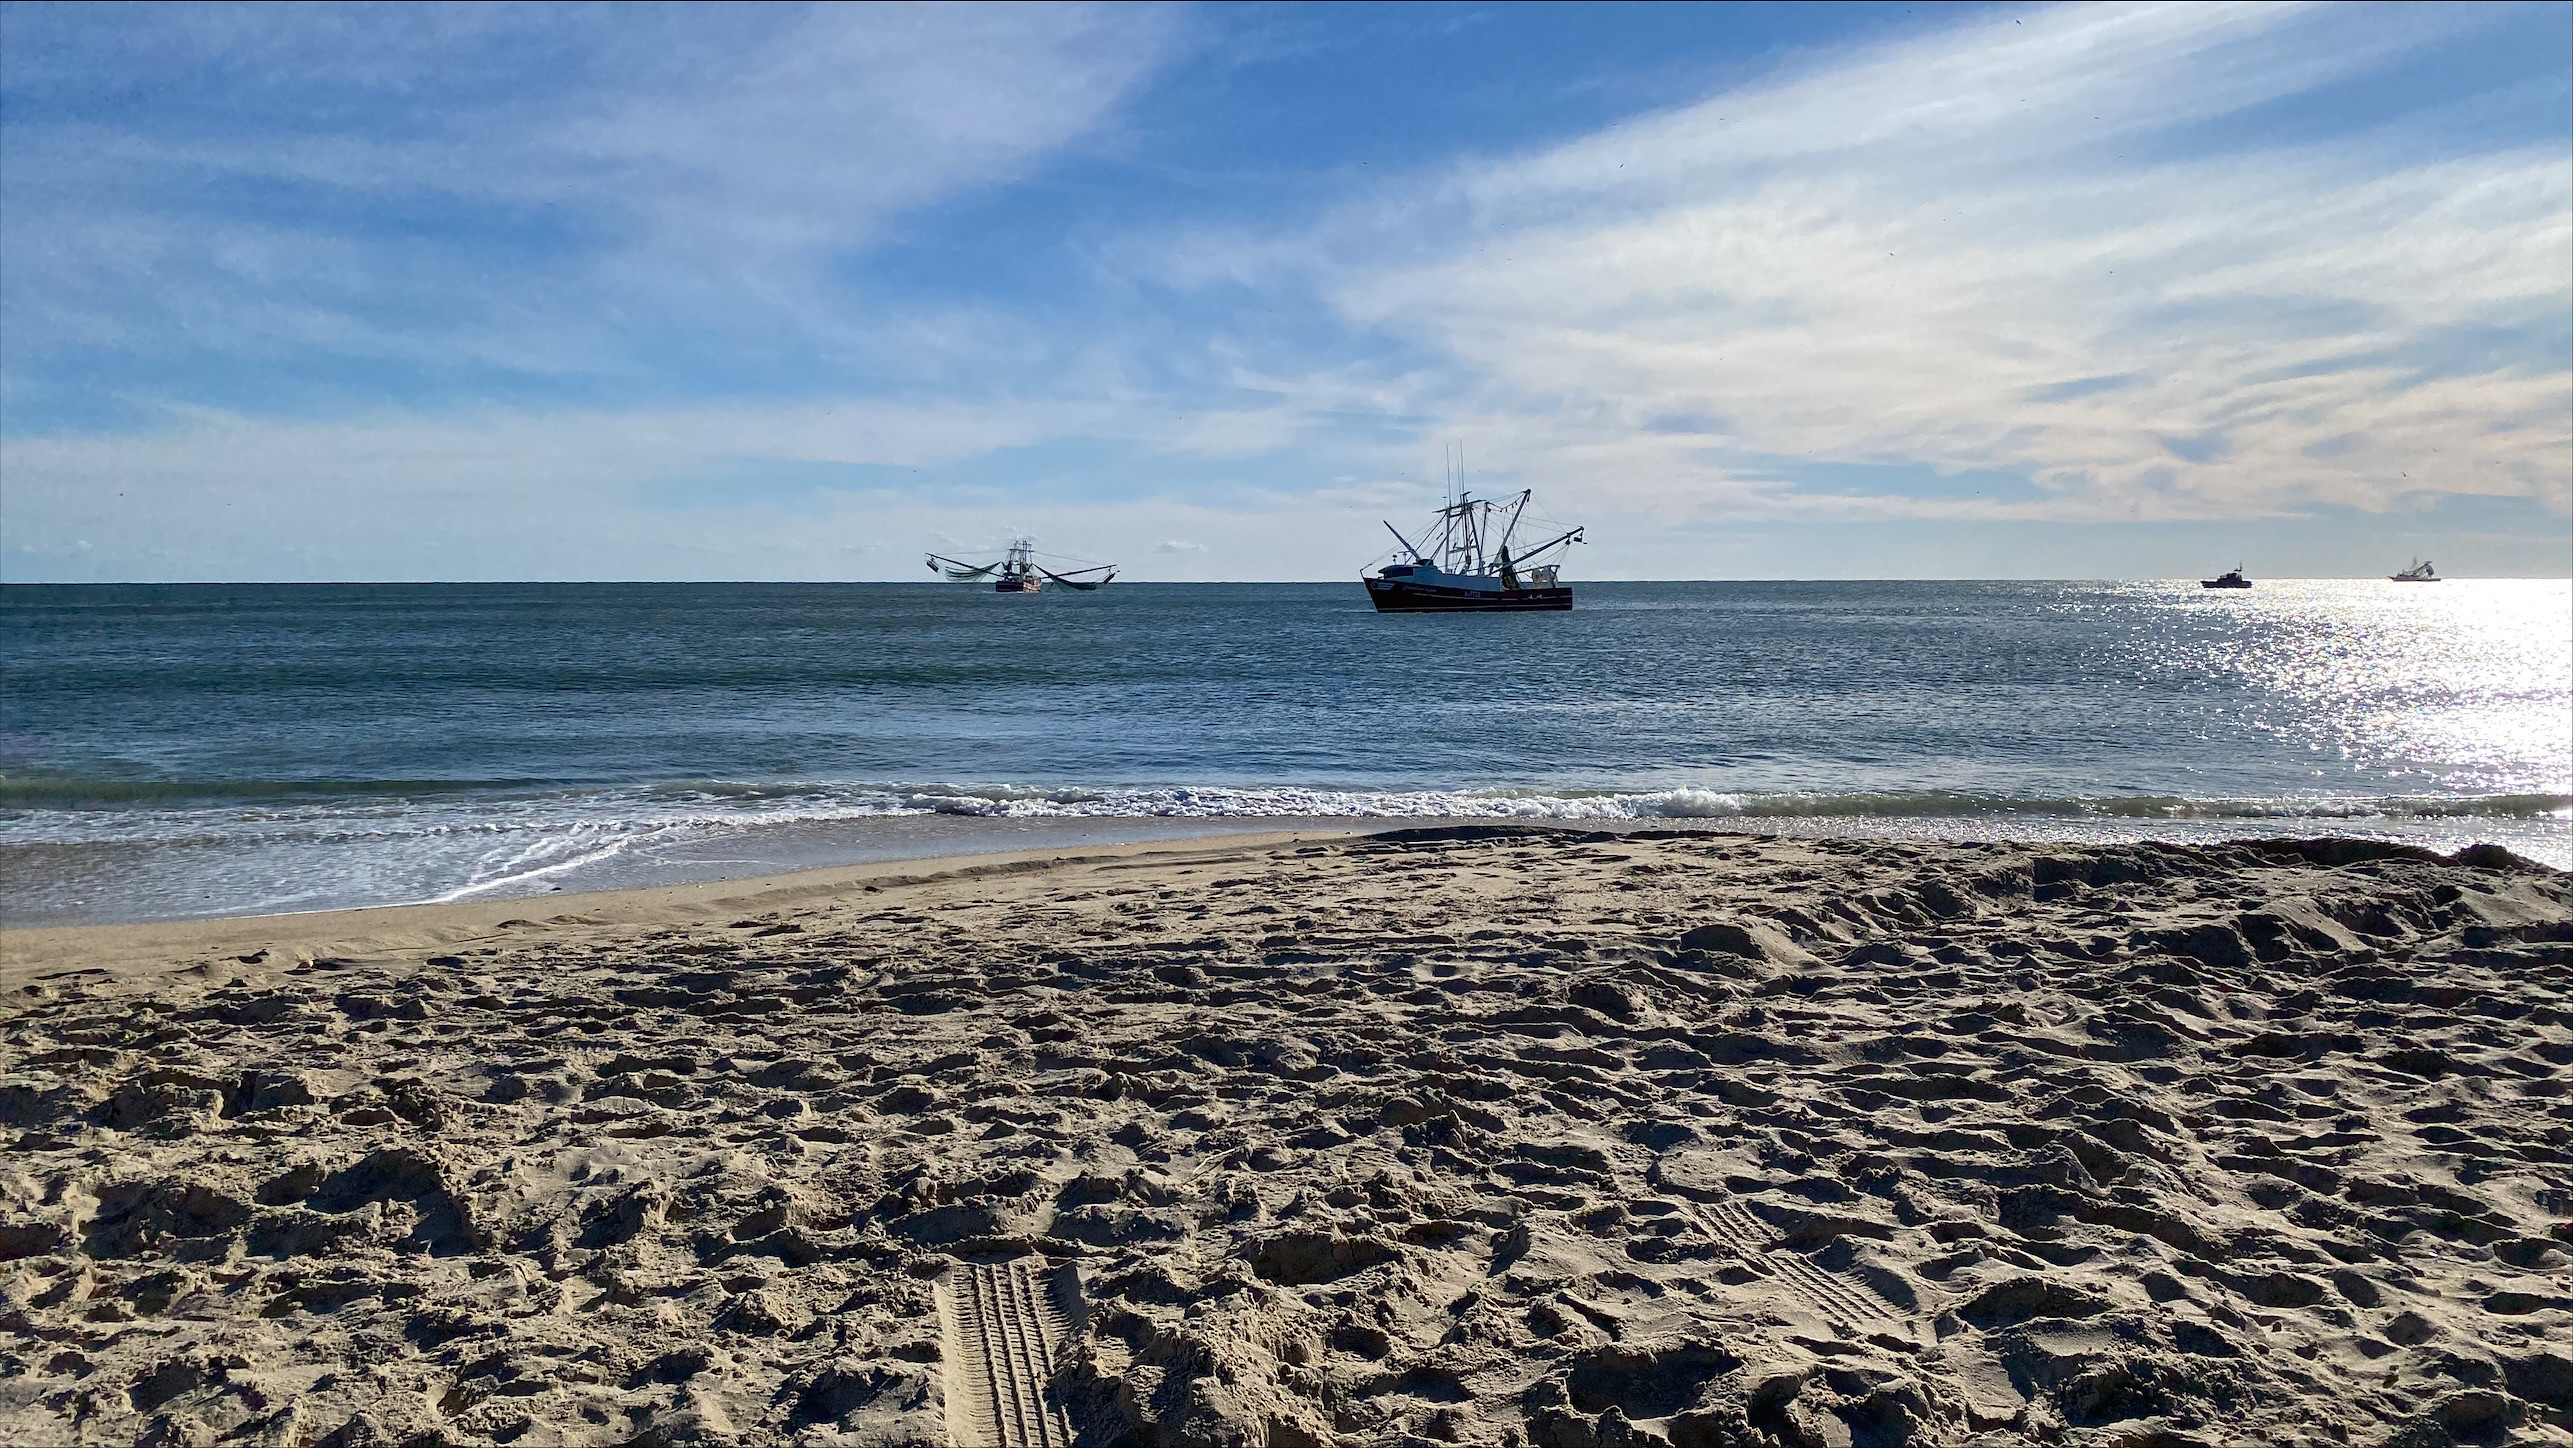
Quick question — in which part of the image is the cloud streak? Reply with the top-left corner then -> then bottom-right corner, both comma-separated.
1249,2 -> 2572,528
1,3 -> 1183,404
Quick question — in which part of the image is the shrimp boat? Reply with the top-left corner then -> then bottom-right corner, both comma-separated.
924,539 -> 1117,593
1366,489 -> 1585,613
2391,558 -> 2440,583
2201,565 -> 2252,589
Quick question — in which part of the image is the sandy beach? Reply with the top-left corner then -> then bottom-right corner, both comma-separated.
3,825 -> 2569,1447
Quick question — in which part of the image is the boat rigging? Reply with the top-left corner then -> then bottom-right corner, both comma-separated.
1365,450 -> 1584,612
923,539 -> 1118,593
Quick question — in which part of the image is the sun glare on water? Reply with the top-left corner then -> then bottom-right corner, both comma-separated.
2151,579 -> 2572,802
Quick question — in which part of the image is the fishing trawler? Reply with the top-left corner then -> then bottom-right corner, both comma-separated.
2201,565 -> 2251,589
923,539 -> 1117,593
1366,489 -> 1585,613
2391,558 -> 2440,583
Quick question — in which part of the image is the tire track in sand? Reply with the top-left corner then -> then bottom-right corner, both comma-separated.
1768,1252 -> 1898,1328
938,1260 -> 1075,1448
1691,1199 -> 1900,1328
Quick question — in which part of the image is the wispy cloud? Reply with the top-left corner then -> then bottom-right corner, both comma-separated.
0,3 -> 1183,407
1203,2 -> 2571,526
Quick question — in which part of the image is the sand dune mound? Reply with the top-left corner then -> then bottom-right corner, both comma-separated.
3,829 -> 2568,1447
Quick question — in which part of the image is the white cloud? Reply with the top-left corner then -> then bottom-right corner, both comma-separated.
572,5 -> 1171,255
1216,1 -> 2572,527
0,3 -> 1183,381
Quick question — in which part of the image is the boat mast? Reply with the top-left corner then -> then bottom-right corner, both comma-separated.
1456,445 -> 1484,573
1408,444 -> 1536,577
1451,444 -> 1471,568
1497,490 -> 1531,557
1456,445 -> 1468,573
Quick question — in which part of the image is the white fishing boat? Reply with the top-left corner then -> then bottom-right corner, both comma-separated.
1364,451 -> 1585,613
2390,558 -> 2440,583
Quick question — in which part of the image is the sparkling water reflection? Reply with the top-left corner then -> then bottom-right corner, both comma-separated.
2109,580 -> 2570,796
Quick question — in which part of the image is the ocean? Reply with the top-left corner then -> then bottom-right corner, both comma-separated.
4,579 -> 2567,926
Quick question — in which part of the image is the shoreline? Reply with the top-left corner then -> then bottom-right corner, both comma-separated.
0,811 -> 1395,933
0,824 -> 1383,988
12,815 -> 2566,985
7,804 -> 2566,937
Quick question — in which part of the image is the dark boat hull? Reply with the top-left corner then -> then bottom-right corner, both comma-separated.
2201,579 -> 2250,589
1366,579 -> 1572,612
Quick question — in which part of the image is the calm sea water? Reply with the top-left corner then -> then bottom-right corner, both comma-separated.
4,580 -> 2567,925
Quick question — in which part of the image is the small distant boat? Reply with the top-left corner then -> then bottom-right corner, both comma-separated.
2201,565 -> 2252,590
2391,558 -> 2440,583
924,539 -> 1118,594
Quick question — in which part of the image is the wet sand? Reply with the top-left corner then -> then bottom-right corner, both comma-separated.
2,826 -> 2568,1447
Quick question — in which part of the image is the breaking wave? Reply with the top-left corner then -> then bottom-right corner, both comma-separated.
870,782 -> 2573,823
8,776 -> 2567,845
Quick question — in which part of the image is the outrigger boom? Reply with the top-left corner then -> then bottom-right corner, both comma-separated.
925,539 -> 1119,594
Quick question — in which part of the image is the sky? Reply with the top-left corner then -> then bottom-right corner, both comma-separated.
1,0 -> 2567,582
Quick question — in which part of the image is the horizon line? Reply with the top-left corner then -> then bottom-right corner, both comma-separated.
6,576 -> 2566,588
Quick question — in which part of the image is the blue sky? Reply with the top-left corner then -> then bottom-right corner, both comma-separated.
2,0 -> 2567,581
